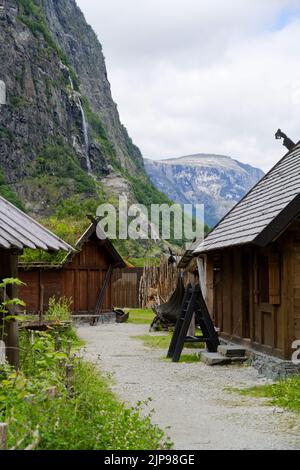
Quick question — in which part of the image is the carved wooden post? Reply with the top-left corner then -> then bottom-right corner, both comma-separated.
4,251 -> 20,368
66,340 -> 72,357
0,423 -> 8,450
66,364 -> 74,396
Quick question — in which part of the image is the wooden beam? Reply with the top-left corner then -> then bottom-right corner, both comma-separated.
0,423 -> 8,450
95,265 -> 113,314
4,250 -> 20,368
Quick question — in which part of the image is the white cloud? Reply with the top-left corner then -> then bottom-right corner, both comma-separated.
76,0 -> 300,172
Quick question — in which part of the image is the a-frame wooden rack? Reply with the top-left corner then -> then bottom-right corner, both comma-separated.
167,283 -> 220,362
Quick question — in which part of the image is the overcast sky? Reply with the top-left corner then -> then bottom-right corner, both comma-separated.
76,0 -> 300,172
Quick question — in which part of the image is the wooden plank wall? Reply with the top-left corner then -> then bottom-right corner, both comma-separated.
20,270 -> 64,313
111,268 -> 143,308
63,268 -> 112,313
20,266 -> 151,312
206,235 -> 297,359
292,234 -> 300,345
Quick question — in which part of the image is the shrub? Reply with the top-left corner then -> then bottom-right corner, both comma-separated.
45,297 -> 72,322
0,328 -> 171,450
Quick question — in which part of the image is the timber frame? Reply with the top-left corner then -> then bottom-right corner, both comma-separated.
19,222 -> 126,315
194,143 -> 300,360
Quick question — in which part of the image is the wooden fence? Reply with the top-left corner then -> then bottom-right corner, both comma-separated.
139,258 -> 182,308
112,268 -> 143,308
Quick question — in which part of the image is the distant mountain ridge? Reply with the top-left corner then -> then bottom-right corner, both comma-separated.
144,154 -> 264,227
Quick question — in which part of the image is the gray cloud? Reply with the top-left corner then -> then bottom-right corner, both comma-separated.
77,0 -> 300,172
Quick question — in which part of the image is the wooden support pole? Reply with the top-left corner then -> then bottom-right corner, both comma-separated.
55,337 -> 62,351
4,251 -> 20,369
0,423 -> 8,450
39,283 -> 44,325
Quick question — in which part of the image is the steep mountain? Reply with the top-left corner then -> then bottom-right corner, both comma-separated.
0,0 -> 163,208
144,154 -> 264,227
0,0 -> 171,257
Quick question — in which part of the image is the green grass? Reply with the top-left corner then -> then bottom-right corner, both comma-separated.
163,353 -> 201,364
128,258 -> 161,267
239,376 -> 300,413
126,309 -> 154,325
134,333 -> 172,349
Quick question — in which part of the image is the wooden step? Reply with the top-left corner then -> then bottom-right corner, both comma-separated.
200,351 -> 248,366
218,345 -> 246,358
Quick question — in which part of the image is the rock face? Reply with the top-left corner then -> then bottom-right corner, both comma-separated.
144,154 -> 264,227
0,0 -> 144,215
43,0 -> 143,172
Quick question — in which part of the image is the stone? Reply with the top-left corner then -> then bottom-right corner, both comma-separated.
218,345 -> 246,358
250,350 -> 300,380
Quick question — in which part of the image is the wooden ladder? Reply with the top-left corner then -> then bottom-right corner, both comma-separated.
167,283 -> 220,363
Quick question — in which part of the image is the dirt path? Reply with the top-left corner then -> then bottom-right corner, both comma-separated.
78,323 -> 300,450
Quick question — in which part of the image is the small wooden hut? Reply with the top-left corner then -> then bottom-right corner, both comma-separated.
194,143 -> 300,360
0,195 -> 72,366
19,222 -> 126,316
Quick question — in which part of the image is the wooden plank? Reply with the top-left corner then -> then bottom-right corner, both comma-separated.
222,250 -> 232,335
111,268 -> 143,308
232,249 -> 242,337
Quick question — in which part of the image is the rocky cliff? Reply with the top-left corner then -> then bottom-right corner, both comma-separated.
0,0 -> 150,220
145,154 -> 264,227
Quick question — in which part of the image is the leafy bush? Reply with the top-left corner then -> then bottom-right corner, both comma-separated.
0,328 -> 171,450
20,248 -> 67,266
32,143 -> 97,195
45,297 -> 72,322
0,169 -> 23,209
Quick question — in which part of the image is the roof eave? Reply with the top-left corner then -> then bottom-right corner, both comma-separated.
253,193 -> 300,247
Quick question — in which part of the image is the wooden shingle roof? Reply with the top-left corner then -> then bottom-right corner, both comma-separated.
178,237 -> 203,269
194,143 -> 300,254
0,196 -> 73,252
62,222 -> 126,268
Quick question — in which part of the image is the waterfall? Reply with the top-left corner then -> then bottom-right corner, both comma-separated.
68,73 -> 92,173
69,76 -> 74,91
78,100 -> 92,174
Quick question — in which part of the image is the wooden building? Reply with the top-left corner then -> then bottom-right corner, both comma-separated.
19,222 -> 126,315
194,143 -> 300,360
0,195 -> 72,366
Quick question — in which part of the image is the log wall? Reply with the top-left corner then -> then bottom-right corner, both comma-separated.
205,223 -> 300,359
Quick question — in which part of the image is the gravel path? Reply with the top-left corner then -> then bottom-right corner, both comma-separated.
78,323 -> 300,450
